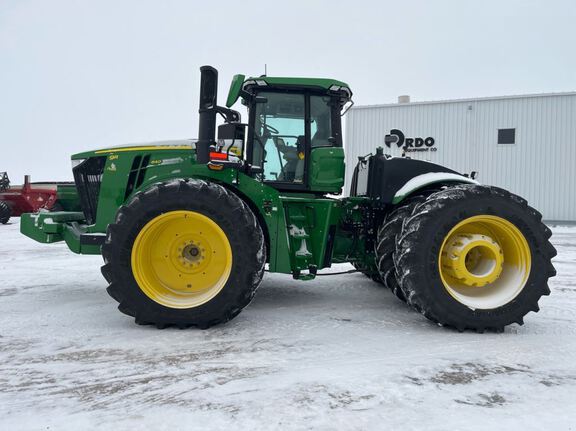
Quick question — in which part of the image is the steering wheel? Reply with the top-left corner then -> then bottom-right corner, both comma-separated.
265,124 -> 279,135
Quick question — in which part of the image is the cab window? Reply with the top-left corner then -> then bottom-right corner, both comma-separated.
310,95 -> 333,148
252,92 -> 306,183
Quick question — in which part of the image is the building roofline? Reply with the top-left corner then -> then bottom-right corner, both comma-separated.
351,91 -> 576,110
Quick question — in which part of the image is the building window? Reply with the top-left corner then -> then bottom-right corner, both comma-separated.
498,128 -> 516,144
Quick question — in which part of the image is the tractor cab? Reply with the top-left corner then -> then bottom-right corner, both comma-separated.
200,67 -> 353,195
240,77 -> 352,193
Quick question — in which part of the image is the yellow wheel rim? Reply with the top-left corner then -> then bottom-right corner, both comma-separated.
131,210 -> 232,309
439,215 -> 531,309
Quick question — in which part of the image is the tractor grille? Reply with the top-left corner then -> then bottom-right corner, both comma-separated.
73,156 -> 106,224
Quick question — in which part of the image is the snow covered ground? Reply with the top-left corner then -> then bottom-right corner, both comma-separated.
1,219 -> 575,431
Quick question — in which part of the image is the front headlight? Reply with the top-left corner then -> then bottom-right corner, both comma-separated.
71,159 -> 86,169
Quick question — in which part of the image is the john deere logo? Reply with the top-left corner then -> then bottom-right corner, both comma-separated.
384,129 -> 437,153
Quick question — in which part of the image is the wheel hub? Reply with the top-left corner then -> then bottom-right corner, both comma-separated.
441,233 -> 504,287
180,242 -> 204,265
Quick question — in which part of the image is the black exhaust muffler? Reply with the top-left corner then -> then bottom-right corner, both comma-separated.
197,65 -> 218,164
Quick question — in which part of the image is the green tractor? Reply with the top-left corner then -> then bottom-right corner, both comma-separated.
21,66 -> 556,331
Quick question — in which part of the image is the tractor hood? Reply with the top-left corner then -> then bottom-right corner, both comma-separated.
71,140 -> 196,160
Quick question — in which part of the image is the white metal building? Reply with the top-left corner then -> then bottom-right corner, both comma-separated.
345,92 -> 576,222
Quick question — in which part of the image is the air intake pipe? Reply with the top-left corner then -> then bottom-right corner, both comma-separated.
197,65 -> 219,164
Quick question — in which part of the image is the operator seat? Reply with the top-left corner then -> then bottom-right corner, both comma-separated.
293,135 -> 306,183
276,138 -> 296,181
276,136 -> 306,183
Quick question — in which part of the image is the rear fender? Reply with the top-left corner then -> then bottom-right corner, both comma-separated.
351,155 -> 477,205
392,172 -> 478,204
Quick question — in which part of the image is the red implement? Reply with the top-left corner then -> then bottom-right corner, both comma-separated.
0,175 -> 67,216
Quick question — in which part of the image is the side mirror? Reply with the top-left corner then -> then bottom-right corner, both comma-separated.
218,123 -> 245,141
217,123 -> 246,160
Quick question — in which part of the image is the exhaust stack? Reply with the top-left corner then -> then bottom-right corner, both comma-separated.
197,66 -> 219,164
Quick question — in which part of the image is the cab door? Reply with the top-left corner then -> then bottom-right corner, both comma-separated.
308,94 -> 345,193
249,92 -> 307,188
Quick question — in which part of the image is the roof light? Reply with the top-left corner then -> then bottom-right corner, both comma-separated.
341,87 -> 352,98
242,80 -> 256,89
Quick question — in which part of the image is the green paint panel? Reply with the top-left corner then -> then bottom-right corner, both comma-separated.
281,196 -> 341,275
308,147 -> 345,193
93,149 -> 194,231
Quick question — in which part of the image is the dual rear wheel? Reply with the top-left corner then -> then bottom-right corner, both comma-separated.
375,184 -> 556,331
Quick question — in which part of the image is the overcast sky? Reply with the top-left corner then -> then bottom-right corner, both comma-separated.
1,0 -> 575,181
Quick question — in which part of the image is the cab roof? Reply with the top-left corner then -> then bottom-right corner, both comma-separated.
226,74 -> 352,107
247,76 -> 350,91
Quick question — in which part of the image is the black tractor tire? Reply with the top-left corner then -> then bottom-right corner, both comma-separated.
0,201 -> 11,224
101,179 -> 266,329
375,189 -> 441,302
394,184 -> 556,332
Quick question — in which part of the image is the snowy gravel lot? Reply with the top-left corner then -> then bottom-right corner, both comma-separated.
1,219 -> 575,430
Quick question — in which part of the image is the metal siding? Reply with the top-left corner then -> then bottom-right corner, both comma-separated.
345,94 -> 576,221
